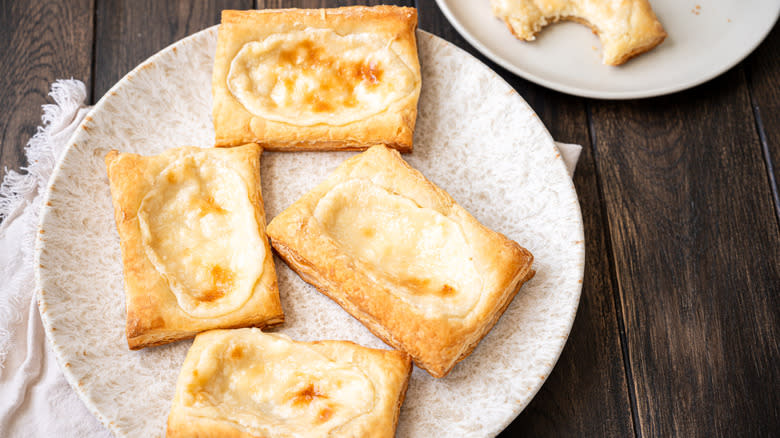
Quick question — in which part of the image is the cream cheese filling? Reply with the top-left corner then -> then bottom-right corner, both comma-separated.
137,153 -> 265,318
182,331 -> 376,437
313,179 -> 482,318
227,28 -> 417,126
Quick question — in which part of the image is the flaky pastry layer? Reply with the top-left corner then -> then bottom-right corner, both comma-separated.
212,6 -> 421,151
166,329 -> 411,438
266,145 -> 534,377
105,144 -> 283,349
491,0 -> 667,65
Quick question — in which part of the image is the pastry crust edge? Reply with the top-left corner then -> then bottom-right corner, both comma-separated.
166,329 -> 412,438
266,145 -> 535,377
212,6 -> 421,152
105,144 -> 284,350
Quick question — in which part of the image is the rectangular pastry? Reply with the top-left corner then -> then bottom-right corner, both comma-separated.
105,144 -> 283,349
212,6 -> 421,152
166,328 -> 412,438
266,145 -> 535,377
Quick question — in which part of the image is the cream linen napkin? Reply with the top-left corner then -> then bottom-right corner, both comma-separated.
0,79 -> 581,437
0,80 -> 110,437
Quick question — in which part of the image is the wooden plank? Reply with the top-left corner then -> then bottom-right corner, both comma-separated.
590,67 -> 780,436
93,0 -> 252,100
746,25 -> 780,221
0,0 -> 93,173
416,1 -> 636,436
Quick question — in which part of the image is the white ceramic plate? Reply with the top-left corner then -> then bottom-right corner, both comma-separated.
435,0 -> 780,99
36,28 -> 583,437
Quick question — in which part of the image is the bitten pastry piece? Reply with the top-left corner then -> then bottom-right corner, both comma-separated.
105,144 -> 283,349
491,0 -> 667,65
267,145 -> 535,377
212,6 -> 421,152
166,329 -> 412,438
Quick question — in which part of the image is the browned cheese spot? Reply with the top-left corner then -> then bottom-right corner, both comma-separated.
197,289 -> 225,303
229,345 -> 243,360
400,277 -> 458,297
166,170 -> 180,184
439,284 -> 456,296
290,383 -> 327,407
318,405 -> 334,423
197,265 -> 234,302
198,195 -> 227,216
275,39 -> 384,113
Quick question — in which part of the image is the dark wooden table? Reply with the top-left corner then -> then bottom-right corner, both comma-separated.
2,1 -> 778,436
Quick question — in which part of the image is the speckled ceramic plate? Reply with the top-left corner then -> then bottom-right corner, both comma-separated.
436,0 -> 780,99
35,27 -> 584,437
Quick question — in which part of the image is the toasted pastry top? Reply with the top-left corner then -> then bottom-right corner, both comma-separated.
212,6 -> 421,150
267,145 -> 534,377
167,329 -> 412,438
134,148 -> 266,318
226,28 -> 417,126
105,144 -> 283,349
312,179 -> 482,318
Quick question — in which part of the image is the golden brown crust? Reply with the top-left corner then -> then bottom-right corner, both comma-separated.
212,6 -> 420,151
266,145 -> 534,377
105,144 -> 283,350
491,0 -> 666,65
166,329 -> 412,438
167,416 -> 256,438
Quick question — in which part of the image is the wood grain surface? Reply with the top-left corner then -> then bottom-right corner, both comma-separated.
0,0 -> 778,436
746,25 -> 780,222
589,68 -> 780,436
0,0 -> 93,172
93,0 -> 251,100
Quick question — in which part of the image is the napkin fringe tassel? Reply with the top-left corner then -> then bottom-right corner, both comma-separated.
0,79 -> 87,369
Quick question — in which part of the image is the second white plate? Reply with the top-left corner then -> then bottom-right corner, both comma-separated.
436,0 -> 780,99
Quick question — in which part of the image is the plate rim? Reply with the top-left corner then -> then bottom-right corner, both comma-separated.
434,0 -> 780,99
34,26 -> 585,438
416,28 -> 585,436
34,26 -> 221,438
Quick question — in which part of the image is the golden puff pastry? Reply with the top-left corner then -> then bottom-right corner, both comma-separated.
166,328 -> 412,438
105,144 -> 283,350
212,6 -> 421,152
266,145 -> 535,378
491,0 -> 667,65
